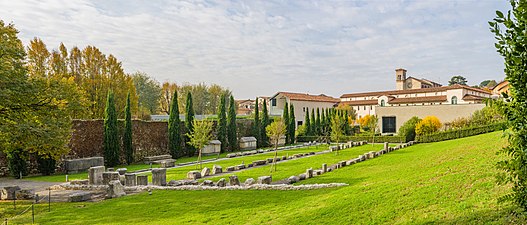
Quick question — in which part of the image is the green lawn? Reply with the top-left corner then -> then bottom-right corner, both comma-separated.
6,132 -> 525,224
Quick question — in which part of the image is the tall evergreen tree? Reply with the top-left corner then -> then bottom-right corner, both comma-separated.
260,99 -> 270,147
320,109 -> 326,135
304,108 -> 311,136
253,98 -> 261,147
185,92 -> 195,156
343,110 -> 351,135
283,102 -> 290,144
289,104 -> 296,144
168,90 -> 182,158
316,108 -> 321,135
217,94 -> 228,153
104,90 -> 120,166
227,95 -> 238,151
124,92 -> 133,164
311,108 -> 316,136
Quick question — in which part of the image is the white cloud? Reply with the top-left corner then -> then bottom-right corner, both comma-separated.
0,0 -> 509,98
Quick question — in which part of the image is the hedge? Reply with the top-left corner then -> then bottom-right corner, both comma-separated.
415,122 -> 507,143
296,135 -> 405,143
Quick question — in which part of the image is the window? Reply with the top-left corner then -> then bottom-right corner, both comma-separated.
303,107 -> 305,112
271,99 -> 276,106
370,105 -> 372,110
363,106 -> 366,110
451,96 -> 458,105
380,100 -> 385,106
382,117 -> 396,133
297,121 -> 303,126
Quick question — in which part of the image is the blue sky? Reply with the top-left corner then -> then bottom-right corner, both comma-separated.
0,0 -> 510,99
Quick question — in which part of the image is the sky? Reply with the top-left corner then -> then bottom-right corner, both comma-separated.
0,0 -> 510,99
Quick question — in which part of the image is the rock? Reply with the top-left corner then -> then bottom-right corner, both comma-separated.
257,176 -> 272,184
159,159 -> 176,168
15,189 -> 34,200
314,170 -> 322,176
106,180 -> 126,199
235,164 -> 246,170
201,167 -> 211,177
282,156 -> 287,160
298,174 -> 306,180
252,160 -> 267,166
229,175 -> 240,186
244,178 -> 256,186
339,161 -> 346,167
309,152 -> 315,155
137,175 -> 148,186
119,175 -> 126,185
102,172 -> 120,185
187,171 -> 202,180
168,180 -> 182,186
306,168 -> 313,178
226,153 -> 236,158
68,192 -> 92,202
107,168 -> 115,172
212,165 -> 223,174
152,168 -> 167,186
267,158 -> 274,163
70,179 -> 89,185
201,180 -> 215,186
88,166 -> 105,185
217,178 -> 226,187
327,168 -> 333,172
287,176 -> 299,184
226,166 -> 235,172
125,174 -> 136,186
116,168 -> 127,175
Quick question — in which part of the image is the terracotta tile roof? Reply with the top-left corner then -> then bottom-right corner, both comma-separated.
388,96 -> 447,104
340,84 -> 490,98
462,94 -> 485,101
274,92 -> 340,103
340,100 -> 378,106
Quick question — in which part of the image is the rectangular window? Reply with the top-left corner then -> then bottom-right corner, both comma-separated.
297,121 -> 303,126
271,99 -> 276,106
382,116 -> 396,133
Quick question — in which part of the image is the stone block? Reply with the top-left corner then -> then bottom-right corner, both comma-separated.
187,171 -> 201,180
15,189 -> 34,200
102,172 -> 120,185
267,158 -> 274,163
88,166 -> 105,185
252,160 -> 267,166
152,168 -> 167,186
217,178 -> 226,187
235,164 -> 246,170
306,168 -> 313,178
117,168 -> 127,175
143,155 -> 172,164
159,159 -> 176,168
125,174 -> 136,186
106,180 -> 126,199
68,192 -> 92,202
64,157 -> 104,174
384,142 -> 389,151
136,175 -> 148,186
226,153 -> 236,158
226,166 -> 235,172
201,167 -> 211,177
282,156 -> 287,160
298,174 -> 306,180
201,180 -> 215,186
212,165 -> 223,174
119,175 -> 126,185
244,178 -> 256,186
70,179 -> 89,185
257,176 -> 272,184
322,163 -> 327,173
229,175 -> 240,186
287,176 -> 299,184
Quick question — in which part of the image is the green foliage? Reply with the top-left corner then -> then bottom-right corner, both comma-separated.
124,92 -> 134,164
217,94 -> 228,152
104,90 -> 120,166
491,0 -> 527,210
253,98 -> 261,147
185,92 -> 195,156
289,104 -> 296,144
266,119 -> 286,150
398,116 -> 421,142
330,113 -> 345,143
7,149 -> 28,179
132,71 -> 161,117
310,108 -> 316,136
448,75 -> 468,86
315,108 -> 321,135
416,123 -> 506,143
283,102 -> 290,144
227,95 -> 238,151
37,154 -> 56,176
186,120 -> 213,169
260,99 -> 270,147
415,116 -> 441,136
470,106 -> 504,126
304,108 -> 311,136
168,90 -> 182,158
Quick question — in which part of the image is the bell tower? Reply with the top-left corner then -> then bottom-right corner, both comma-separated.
395,68 -> 407,90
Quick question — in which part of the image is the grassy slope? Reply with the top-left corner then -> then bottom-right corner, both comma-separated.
7,132 -> 522,224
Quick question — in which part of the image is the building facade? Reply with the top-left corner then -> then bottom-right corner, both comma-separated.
269,92 -> 339,126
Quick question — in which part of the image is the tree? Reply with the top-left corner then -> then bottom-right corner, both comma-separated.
330,113 -> 345,155
26,37 -> 50,78
415,116 -> 441,136
479,80 -> 498,88
315,108 -> 321,135
168,89 -> 182,158
266,119 -> 286,173
448,75 -> 468,86
398,116 -> 421,142
132,72 -> 161,119
289,104 -> 296,144
185,92 -> 195,156
227,95 -> 238,151
104,90 -> 120,166
343,110 -> 351,135
160,81 -> 178,114
260,99 -> 270,147
491,1 -> 527,210
283,102 -> 290,144
217,94 -> 228,153
253,98 -> 261,147
187,120 -> 213,169
311,108 -> 316,136
124,92 -> 133,164
304,108 -> 311,136
368,115 -> 379,145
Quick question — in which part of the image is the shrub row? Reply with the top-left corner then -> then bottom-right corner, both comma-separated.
415,122 -> 507,143
296,135 -> 405,143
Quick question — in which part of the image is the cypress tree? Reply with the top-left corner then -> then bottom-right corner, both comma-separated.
185,92 -> 195,156
316,108 -> 321,135
344,110 -> 351,135
289,104 -> 296,144
283,102 -> 289,144
304,108 -> 311,136
227,95 -> 238,151
260,99 -> 270,147
104,90 -> 120,167
217,94 -> 228,153
253,98 -> 261,147
320,108 -> 326,135
168,90 -> 182,158
124,92 -> 133,164
311,108 -> 316,136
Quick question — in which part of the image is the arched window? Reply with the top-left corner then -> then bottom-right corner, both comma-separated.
380,99 -> 385,107
451,96 -> 458,105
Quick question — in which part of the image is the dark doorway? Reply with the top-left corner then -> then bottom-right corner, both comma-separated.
382,116 -> 396,133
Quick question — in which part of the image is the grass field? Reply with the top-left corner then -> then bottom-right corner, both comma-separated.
4,132 -> 525,224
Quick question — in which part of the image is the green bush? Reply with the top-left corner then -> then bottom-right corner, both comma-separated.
37,154 -> 56,176
7,149 -> 28,179
297,135 -> 404,143
415,122 -> 506,143
398,116 -> 421,142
